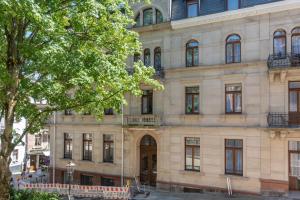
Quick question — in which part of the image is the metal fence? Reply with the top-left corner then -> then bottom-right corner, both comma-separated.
268,53 -> 300,69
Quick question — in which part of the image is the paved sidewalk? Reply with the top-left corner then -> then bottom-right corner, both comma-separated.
132,190 -> 297,200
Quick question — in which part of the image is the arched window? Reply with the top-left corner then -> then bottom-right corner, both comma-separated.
154,47 -> 161,70
186,40 -> 199,67
226,34 -> 241,64
134,13 -> 140,27
134,53 -> 141,62
144,48 -> 151,66
143,8 -> 153,26
156,9 -> 163,24
292,27 -> 300,56
273,29 -> 286,57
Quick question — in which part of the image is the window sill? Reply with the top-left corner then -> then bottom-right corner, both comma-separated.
219,114 -> 246,121
219,174 -> 249,180
179,170 -> 205,176
180,114 -> 203,121
98,162 -> 116,166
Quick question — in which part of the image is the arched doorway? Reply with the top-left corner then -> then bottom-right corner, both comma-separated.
140,135 -> 157,186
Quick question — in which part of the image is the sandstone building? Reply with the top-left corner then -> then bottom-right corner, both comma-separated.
48,0 -> 300,194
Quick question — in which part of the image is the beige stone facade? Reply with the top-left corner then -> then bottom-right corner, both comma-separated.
49,0 -> 300,195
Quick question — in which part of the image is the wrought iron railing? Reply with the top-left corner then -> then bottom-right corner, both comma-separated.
127,67 -> 164,78
124,115 -> 161,126
268,112 -> 300,128
268,53 -> 300,69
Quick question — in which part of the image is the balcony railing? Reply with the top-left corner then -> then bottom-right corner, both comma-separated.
267,112 -> 300,128
124,115 -> 161,126
268,53 -> 300,69
127,67 -> 164,78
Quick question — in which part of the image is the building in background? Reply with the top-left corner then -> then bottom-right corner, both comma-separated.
0,118 -> 26,176
48,0 -> 300,195
26,129 -> 50,172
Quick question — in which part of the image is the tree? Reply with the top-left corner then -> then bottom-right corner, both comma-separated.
0,0 -> 160,199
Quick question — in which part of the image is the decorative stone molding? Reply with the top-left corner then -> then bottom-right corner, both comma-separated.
265,129 -> 290,139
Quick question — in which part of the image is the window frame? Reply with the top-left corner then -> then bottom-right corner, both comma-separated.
154,47 -> 161,70
35,134 -> 41,146
292,27 -> 300,56
225,139 -> 243,176
225,34 -> 241,64
143,8 -> 153,26
185,86 -> 199,114
226,0 -> 241,10
141,90 -> 153,115
184,137 -> 200,171
225,84 -> 242,114
64,133 -> 72,159
144,48 -> 151,66
82,133 -> 92,161
103,134 -> 114,163
186,40 -> 199,67
155,9 -> 163,24
12,149 -> 18,162
186,0 -> 199,18
104,108 -> 114,115
80,174 -> 93,186
101,177 -> 115,186
273,29 -> 287,57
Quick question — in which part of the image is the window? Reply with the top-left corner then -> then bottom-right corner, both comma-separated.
292,27 -> 300,56
187,0 -> 198,18
226,34 -> 241,64
154,47 -> 161,70
227,0 -> 240,10
104,108 -> 113,115
64,109 -> 72,115
103,134 -> 114,163
141,90 -> 153,114
12,150 -> 18,162
143,8 -> 153,26
273,30 -> 286,57
63,171 -> 70,184
134,53 -> 141,62
225,84 -> 242,114
186,40 -> 199,67
83,133 -> 92,161
185,137 -> 200,171
225,139 -> 243,175
64,133 -> 72,159
134,13 -> 141,27
101,177 -> 115,186
35,134 -> 41,146
185,86 -> 199,114
156,9 -> 163,24
144,48 -> 151,66
80,175 -> 93,185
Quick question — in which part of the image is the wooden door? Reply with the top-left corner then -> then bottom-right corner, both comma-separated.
140,135 -> 157,186
289,141 -> 300,190
289,82 -> 300,126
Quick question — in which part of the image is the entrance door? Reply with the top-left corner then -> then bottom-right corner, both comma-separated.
140,135 -> 157,186
289,141 -> 300,190
30,155 -> 37,171
289,82 -> 300,126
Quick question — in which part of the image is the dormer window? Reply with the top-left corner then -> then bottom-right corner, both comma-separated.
134,8 -> 164,27
227,0 -> 240,10
187,0 -> 198,18
143,8 -> 153,26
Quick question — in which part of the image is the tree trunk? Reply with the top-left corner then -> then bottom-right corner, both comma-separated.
0,157 -> 12,200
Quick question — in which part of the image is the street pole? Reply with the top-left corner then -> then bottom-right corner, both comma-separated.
121,103 -> 124,186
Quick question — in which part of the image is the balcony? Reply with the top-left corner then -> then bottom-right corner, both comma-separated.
124,115 -> 161,127
267,113 -> 300,128
127,67 -> 164,78
267,53 -> 300,69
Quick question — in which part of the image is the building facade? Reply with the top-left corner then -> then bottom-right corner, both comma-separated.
48,0 -> 300,195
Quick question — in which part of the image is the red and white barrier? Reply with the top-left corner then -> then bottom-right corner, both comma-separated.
22,183 -> 130,199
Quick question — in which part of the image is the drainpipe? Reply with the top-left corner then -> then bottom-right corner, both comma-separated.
121,103 -> 124,186
52,111 -> 56,183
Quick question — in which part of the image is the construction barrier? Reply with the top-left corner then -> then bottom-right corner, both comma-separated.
22,183 -> 130,199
